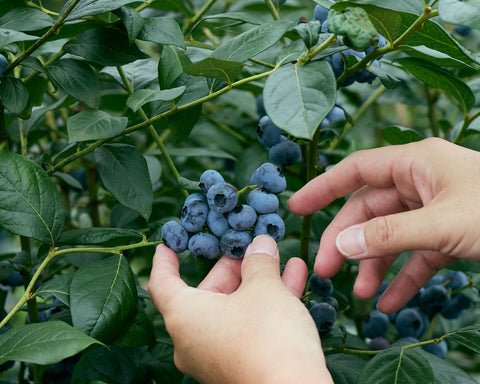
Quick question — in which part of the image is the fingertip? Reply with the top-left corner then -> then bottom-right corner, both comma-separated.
282,257 -> 308,298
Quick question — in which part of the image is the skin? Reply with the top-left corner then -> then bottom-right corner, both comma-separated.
288,138 -> 480,313
149,235 -> 333,384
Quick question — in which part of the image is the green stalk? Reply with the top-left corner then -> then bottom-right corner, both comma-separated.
135,0 -> 157,13
183,0 -> 218,35
264,0 -> 280,20
426,86 -> 439,137
301,33 -> 337,64
453,110 -> 480,144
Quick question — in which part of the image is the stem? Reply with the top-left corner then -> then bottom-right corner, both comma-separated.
23,49 -> 66,84
183,0 -> 218,35
453,110 -> 480,144
426,86 -> 439,137
0,103 -> 7,150
264,0 -> 280,20
3,0 -> 81,78
135,0 -> 157,13
301,34 -> 337,64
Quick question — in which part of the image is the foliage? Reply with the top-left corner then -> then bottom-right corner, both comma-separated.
0,0 -> 479,383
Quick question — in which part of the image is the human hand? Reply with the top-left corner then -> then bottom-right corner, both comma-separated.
148,235 -> 333,384
288,138 -> 480,314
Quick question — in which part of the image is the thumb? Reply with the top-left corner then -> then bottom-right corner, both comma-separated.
241,235 -> 281,284
336,209 -> 441,259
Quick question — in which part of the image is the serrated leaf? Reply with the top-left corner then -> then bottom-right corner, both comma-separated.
438,0 -> 480,30
95,144 -> 153,220
263,60 -> 336,140
382,125 -> 424,145
321,324 -> 347,350
0,28 -> 37,49
115,6 -> 144,45
326,354 -> 367,384
159,46 -> 192,90
60,0 -> 138,21
46,59 -> 100,109
138,17 -> 185,49
184,58 -> 244,84
0,7 -> 54,32
0,321 -> 103,365
59,228 -> 144,246
67,110 -> 127,143
0,151 -> 65,246
126,87 -> 186,112
0,77 -> 31,118
70,255 -> 138,344
398,57 -> 475,112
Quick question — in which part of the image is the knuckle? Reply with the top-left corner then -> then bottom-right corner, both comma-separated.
368,217 -> 395,251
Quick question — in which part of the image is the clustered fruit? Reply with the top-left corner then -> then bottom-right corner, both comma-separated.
161,164 -> 287,259
362,271 -> 477,358
306,273 -> 338,333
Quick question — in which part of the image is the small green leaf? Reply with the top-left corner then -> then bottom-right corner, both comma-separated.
67,110 -> 127,143
95,144 -> 153,220
293,21 -> 321,49
0,7 -> 54,32
263,60 -> 337,140
446,326 -> 480,354
115,6 -> 144,45
448,259 -> 480,274
439,0 -> 480,30
0,28 -> 37,49
177,177 -> 201,192
0,321 -> 103,365
36,274 -> 73,306
202,11 -> 264,25
46,59 -> 100,109
54,171 -> 84,191
60,0 -> 138,21
59,228 -> 144,246
158,46 -> 192,90
0,151 -> 65,246
126,87 -> 186,112
382,125 -> 424,145
321,324 -> 347,350
137,17 -> 185,49
326,354 -> 367,384
183,57 -> 244,84
102,59 -> 158,91
70,255 -> 138,344
0,77 -> 31,118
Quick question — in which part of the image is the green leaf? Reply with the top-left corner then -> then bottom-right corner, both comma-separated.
0,7 -> 54,32
438,0 -> 480,30
202,11 -> 264,25
0,77 -> 31,118
169,105 -> 202,143
126,87 -> 186,112
183,57 -> 244,84
445,326 -> 480,354
60,0 -> 138,21
67,110 -> 127,143
113,309 -> 155,348
59,228 -> 144,246
293,21 -> 321,49
382,125 -> 424,145
36,274 -> 73,306
263,60 -> 337,140
158,46 -> 192,90
46,59 -> 100,109
0,28 -> 37,49
166,147 -> 237,160
63,27 -> 148,67
0,321 -> 103,365
398,57 -> 475,112
95,144 -> 153,220
427,352 -> 478,384
70,255 -> 138,344
102,59 -> 158,91
321,324 -> 347,350
448,259 -> 480,274
326,354 -> 367,384
358,346 -> 434,384
115,6 -> 144,45
177,177 -> 201,192
137,17 -> 185,49
0,151 -> 65,246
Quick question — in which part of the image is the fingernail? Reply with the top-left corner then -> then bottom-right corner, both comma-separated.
245,235 -> 279,260
336,224 -> 367,259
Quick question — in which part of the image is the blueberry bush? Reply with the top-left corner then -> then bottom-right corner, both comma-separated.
1,0 -> 480,382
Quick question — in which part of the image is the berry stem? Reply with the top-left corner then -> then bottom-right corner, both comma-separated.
301,33 -> 337,64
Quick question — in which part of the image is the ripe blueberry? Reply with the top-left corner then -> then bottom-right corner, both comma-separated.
181,195 -> 208,232
250,163 -> 286,194
395,307 -> 424,338
246,188 -> 279,214
228,204 -> 257,230
254,213 -> 285,242
161,220 -> 189,253
220,229 -> 252,259
188,233 -> 221,260
269,140 -> 301,166
363,310 -> 389,338
309,302 -> 336,333
309,273 -> 333,297
199,169 -> 225,194
257,115 -> 282,148
207,182 -> 238,214
207,210 -> 230,237
0,55 -> 7,78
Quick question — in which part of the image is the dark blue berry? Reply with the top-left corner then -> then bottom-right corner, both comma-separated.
181,195 -> 209,232
395,308 -> 424,338
313,4 -> 329,24
161,220 -> 189,253
250,163 -> 286,194
0,55 -> 7,78
246,188 -> 279,214
424,275 -> 442,289
424,341 -> 448,359
322,296 -> 339,312
199,170 -> 225,194
188,233 -> 221,260
363,310 -> 390,338
257,115 -> 282,148
256,94 -> 266,116
368,337 -> 390,351
442,271 -> 468,291
327,105 -> 345,122
2,270 -> 23,287
220,229 -> 252,259
207,182 -> 238,214
269,141 -> 301,166
227,204 -> 257,230
440,297 -> 465,319
454,24 -> 472,36
254,213 -> 285,242
419,285 -> 451,314
184,192 -> 206,205
309,302 -> 336,333
207,210 -> 230,237
309,273 -> 333,297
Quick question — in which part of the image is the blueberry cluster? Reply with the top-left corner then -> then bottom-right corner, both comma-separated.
306,273 -> 339,333
313,4 -> 386,87
363,270 -> 477,358
0,55 -> 7,79
161,164 -> 287,259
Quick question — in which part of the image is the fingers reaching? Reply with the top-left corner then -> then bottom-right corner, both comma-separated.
281,257 -> 308,298
197,255 -> 242,294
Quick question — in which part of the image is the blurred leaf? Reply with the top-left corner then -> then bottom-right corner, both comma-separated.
0,28 -> 37,49
167,147 -> 236,160
137,17 -> 185,49
382,125 -> 424,144
67,110 -> 127,143
202,12 -> 265,25
263,60 -> 336,140
59,228 -> 144,246
0,77 -> 31,118
60,0 -> 138,21
54,171 -> 83,191
448,259 -> 480,274
326,354 -> 367,384
438,0 -> 480,30
115,6 -> 144,45
169,105 -> 202,143
126,87 -> 186,112
70,255 -> 138,344
0,7 -> 53,31
445,326 -> 480,354
427,351 -> 478,383
321,324 -> 347,350
95,144 -> 153,220
184,58 -> 244,83
0,151 -> 65,246
0,321 -> 103,365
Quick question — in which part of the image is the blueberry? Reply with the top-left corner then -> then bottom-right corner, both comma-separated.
199,170 -> 225,194
257,115 -> 282,148
317,154 -> 330,169
327,105 -> 345,122
365,34 -> 387,55
207,210 -> 230,237
322,296 -> 339,312
246,188 -> 279,214
220,229 -> 252,259
424,341 -> 448,359
419,285 -> 451,314
363,310 -> 390,338
0,55 -> 7,78
354,60 -> 379,84
188,233 -> 221,260
396,337 -> 420,345
309,302 -> 336,333
161,221 -> 189,253
228,204 -> 257,230
269,141 -> 301,166
368,337 -> 390,351
184,192 -> 207,205
321,20 -> 329,33
440,297 -> 465,319
181,196 -> 209,232
455,290 -> 476,309
250,163 -> 286,194
254,213 -> 285,242
395,308 -> 424,338
424,275 -> 443,289
309,273 -> 333,297
2,270 -> 23,287
207,182 -> 238,214
454,24 -> 472,36
442,271 -> 468,291
313,4 -> 329,24
256,94 -> 266,116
